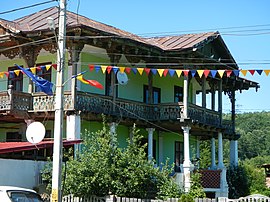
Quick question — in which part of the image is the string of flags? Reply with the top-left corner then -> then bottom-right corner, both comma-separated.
1,63 -> 270,95
87,65 -> 270,78
2,64 -> 270,79
1,64 -> 270,79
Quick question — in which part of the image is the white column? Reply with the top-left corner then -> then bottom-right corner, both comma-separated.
147,128 -> 155,161
217,132 -> 224,168
217,131 -> 228,197
211,137 -> 216,169
183,75 -> 189,118
109,122 -> 117,134
66,114 -> 81,140
158,133 -> 164,167
182,126 -> 193,193
109,122 -> 118,147
230,140 -> 238,167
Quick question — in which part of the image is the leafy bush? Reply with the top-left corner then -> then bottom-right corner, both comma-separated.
44,121 -> 182,199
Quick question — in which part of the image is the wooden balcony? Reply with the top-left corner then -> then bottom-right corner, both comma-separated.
0,90 -> 232,132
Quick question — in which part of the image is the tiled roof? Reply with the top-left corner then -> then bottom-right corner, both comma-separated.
145,32 -> 218,51
0,139 -> 81,154
13,7 -> 148,45
4,7 -> 217,51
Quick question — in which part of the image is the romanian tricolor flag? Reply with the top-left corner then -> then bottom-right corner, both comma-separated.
77,74 -> 103,90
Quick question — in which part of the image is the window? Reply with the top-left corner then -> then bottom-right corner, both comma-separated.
175,141 -> 184,172
35,62 -> 52,93
7,66 -> 23,92
174,86 -> 183,102
143,85 -> 161,104
105,72 -> 118,97
6,132 -> 22,142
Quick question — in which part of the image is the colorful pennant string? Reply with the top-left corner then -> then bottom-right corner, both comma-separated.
1,64 -> 270,81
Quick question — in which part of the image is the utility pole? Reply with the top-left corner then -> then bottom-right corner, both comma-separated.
51,0 -> 67,201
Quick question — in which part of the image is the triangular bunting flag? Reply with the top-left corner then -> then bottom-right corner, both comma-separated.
241,70 -> 248,76
101,66 -> 107,74
119,67 -> 125,73
163,69 -> 169,77
112,66 -> 118,74
51,64 -> 57,70
144,68 -> 151,75
88,64 -> 95,71
233,70 -> 240,76
157,69 -> 164,77
256,70 -> 263,75
197,70 -> 204,78
168,69 -> 175,77
107,66 -> 112,74
30,67 -> 36,74
14,70 -> 21,76
0,72 -> 4,78
151,69 -> 157,75
175,70 -> 182,77
40,65 -> 46,70
36,66 -> 41,71
137,68 -> 144,75
264,70 -> 270,76
226,70 -> 232,77
9,71 -> 15,78
210,70 -> 217,78
217,70 -> 225,78
204,70 -> 210,78
46,65 -> 51,71
4,72 -> 9,78
95,65 -> 101,73
248,70 -> 255,75
183,70 -> 189,77
125,67 -> 131,74
190,70 -> 196,77
131,68 -> 137,75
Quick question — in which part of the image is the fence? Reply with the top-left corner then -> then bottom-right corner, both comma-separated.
57,194 -> 270,202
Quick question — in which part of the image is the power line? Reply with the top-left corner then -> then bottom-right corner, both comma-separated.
0,0 -> 58,15
136,24 -> 270,37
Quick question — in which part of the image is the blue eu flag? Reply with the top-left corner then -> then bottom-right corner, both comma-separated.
16,64 -> 54,96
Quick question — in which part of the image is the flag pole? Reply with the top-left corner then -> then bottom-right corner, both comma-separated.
51,0 -> 67,201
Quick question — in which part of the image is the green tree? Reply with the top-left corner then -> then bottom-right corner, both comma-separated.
62,122 -> 182,199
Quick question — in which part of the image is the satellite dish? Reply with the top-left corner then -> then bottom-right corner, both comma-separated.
26,122 -> 46,144
117,71 -> 128,85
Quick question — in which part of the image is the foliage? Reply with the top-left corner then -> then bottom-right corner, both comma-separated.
242,157 -> 270,196
227,164 -> 249,198
235,112 -> 270,160
198,141 -> 211,169
61,122 -> 182,199
188,172 -> 206,199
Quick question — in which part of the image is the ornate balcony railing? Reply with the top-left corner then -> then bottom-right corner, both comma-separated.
188,103 -> 221,126
0,90 -> 228,131
0,90 -> 32,111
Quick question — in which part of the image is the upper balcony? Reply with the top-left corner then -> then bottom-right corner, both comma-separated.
0,89 -> 233,135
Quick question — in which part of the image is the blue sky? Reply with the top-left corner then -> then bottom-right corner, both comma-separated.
1,0 -> 270,113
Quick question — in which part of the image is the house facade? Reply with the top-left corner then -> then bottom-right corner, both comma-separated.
0,7 -> 259,197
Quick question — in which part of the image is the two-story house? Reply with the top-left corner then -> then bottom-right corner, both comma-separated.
0,7 -> 259,197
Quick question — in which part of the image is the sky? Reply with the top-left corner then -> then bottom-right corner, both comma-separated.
1,0 -> 270,113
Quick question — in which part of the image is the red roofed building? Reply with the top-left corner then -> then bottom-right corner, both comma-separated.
0,6 -> 259,198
